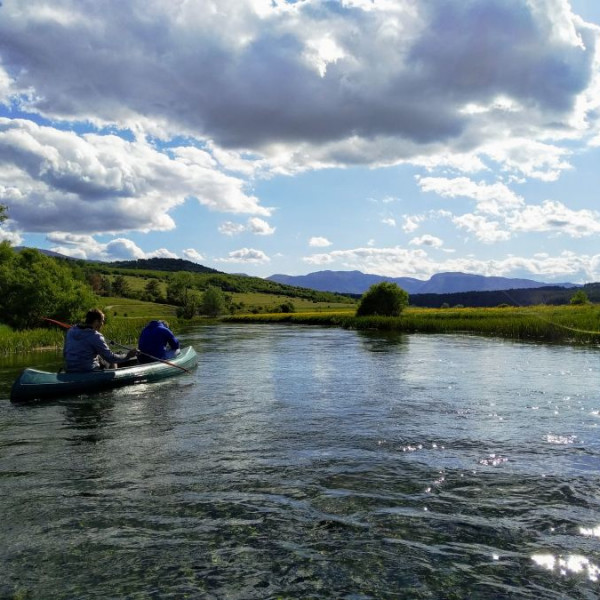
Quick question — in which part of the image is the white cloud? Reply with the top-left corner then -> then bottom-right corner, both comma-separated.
104,238 -> 148,260
0,118 -> 269,237
508,200 -> 600,237
247,217 -> 275,235
402,215 -> 423,233
419,175 -> 600,240
219,217 -> 275,236
452,214 -> 512,243
219,222 -> 247,236
309,236 -> 332,247
46,232 -> 179,261
303,245 -> 600,282
382,217 -> 396,227
0,0 -> 596,176
417,176 -> 524,216
0,227 -> 23,245
183,248 -> 205,263
218,247 -> 270,264
409,234 -> 443,248
146,247 -> 179,259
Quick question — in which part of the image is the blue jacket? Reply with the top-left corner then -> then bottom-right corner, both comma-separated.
64,325 -> 129,372
138,320 -> 180,360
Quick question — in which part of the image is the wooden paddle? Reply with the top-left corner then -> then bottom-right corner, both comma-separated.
43,317 -> 193,374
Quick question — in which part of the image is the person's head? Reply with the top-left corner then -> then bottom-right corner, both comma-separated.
85,308 -> 105,329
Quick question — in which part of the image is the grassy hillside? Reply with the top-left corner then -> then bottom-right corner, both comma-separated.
82,259 -> 356,306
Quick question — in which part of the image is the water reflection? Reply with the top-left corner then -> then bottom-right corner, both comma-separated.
1,325 -> 600,598
356,329 -> 408,353
61,397 -> 116,444
533,552 -> 600,582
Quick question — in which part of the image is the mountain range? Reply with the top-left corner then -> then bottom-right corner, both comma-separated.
267,270 -> 578,295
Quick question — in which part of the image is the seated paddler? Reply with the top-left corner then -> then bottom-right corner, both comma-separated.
63,308 -> 138,372
137,320 -> 180,364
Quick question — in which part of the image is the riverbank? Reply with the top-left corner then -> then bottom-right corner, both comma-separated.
3,303 -> 599,355
225,304 -> 600,344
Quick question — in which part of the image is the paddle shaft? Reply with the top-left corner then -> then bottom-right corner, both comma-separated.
43,317 -> 192,374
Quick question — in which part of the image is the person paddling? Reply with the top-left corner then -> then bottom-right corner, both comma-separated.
137,320 -> 180,364
63,308 -> 137,372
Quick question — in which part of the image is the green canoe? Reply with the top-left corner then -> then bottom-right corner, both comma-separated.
10,346 -> 198,403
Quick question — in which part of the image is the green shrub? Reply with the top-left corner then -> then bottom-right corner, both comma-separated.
570,290 -> 589,305
356,282 -> 409,317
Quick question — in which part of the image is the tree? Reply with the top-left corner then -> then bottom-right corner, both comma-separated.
570,289 -> 589,305
0,204 -> 7,223
177,290 -> 201,319
0,245 -> 96,329
112,275 -> 132,297
200,286 -> 227,317
356,282 -> 409,317
279,301 -> 295,313
143,279 -> 164,303
167,272 -> 195,305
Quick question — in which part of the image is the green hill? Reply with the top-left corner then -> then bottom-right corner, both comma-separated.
110,257 -> 222,274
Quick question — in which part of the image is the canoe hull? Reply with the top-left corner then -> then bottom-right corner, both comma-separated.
10,346 -> 198,403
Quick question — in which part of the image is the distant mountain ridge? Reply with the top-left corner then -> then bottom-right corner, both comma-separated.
267,270 -> 578,295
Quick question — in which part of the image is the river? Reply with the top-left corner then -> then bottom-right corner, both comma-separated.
1,324 -> 599,599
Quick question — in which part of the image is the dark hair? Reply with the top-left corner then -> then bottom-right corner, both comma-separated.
85,308 -> 105,325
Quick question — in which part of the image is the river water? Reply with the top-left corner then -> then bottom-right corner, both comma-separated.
1,324 -> 599,599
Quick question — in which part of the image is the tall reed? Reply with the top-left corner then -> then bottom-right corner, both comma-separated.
224,305 -> 600,344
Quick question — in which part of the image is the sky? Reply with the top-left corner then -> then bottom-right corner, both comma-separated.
1,0 -> 600,283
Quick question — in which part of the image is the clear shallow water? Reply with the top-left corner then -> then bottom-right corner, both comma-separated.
1,324 -> 600,599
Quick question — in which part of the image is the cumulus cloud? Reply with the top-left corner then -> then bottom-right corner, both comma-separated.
218,248 -> 270,264
409,234 -> 443,248
382,217 -> 396,227
219,222 -> 247,236
247,217 -> 276,235
452,214 -> 512,243
309,236 -> 332,247
47,232 -> 144,260
0,0 -> 597,176
0,119 -> 268,237
1,0 -> 600,279
419,175 -> 600,240
146,247 -> 179,259
0,227 -> 23,245
417,176 -> 524,215
183,248 -> 205,263
508,200 -> 600,236
46,232 -> 183,261
219,217 -> 275,236
402,215 -> 423,233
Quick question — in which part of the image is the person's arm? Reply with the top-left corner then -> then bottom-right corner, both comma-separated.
165,329 -> 180,350
93,333 -> 136,364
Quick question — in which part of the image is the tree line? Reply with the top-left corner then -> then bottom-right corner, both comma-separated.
0,244 -> 354,329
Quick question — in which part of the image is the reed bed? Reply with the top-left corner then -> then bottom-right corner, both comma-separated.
225,304 -> 600,344
0,327 -> 65,355
0,317 -> 183,355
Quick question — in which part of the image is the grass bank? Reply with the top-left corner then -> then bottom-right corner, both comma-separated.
224,304 -> 600,344
4,300 -> 600,355
0,298 -> 185,355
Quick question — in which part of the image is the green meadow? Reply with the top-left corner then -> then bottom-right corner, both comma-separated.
0,298 -> 178,355
225,303 -> 600,344
2,296 -> 600,355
